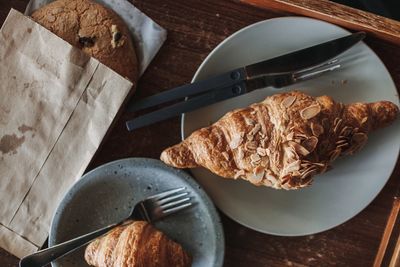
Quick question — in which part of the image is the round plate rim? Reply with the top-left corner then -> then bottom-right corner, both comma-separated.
181,16 -> 400,236
49,157 -> 225,267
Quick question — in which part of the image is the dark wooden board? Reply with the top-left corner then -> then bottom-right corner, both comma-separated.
240,0 -> 400,46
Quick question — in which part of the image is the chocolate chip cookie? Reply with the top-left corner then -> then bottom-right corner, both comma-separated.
32,0 -> 138,85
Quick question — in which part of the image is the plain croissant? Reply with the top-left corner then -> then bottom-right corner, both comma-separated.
161,91 -> 399,190
85,221 -> 191,267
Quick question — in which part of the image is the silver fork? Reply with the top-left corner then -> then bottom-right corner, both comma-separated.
264,59 -> 341,88
19,187 -> 192,267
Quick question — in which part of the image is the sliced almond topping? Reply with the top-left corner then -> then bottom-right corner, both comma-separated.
263,179 -> 273,187
244,117 -> 255,126
230,134 -> 243,149
250,124 -> 261,136
265,148 -> 271,156
349,133 -> 368,153
221,161 -> 228,169
265,173 -> 278,184
237,147 -> 244,160
250,171 -> 264,184
311,122 -> 324,137
257,147 -> 267,157
287,132 -> 294,141
245,141 -> 257,151
260,139 -> 266,148
336,143 -> 349,149
301,163 -> 312,168
294,138 -> 302,144
284,146 -> 298,161
252,166 -> 265,181
234,169 -> 245,179
250,161 -> 258,167
281,95 -> 297,108
247,134 -> 254,141
222,151 -> 229,161
292,170 -> 301,177
302,136 -> 318,152
273,183 -> 282,189
334,117 -> 340,126
273,151 -> 280,165
300,179 -> 313,188
301,165 -> 318,174
329,149 -> 341,161
282,183 -> 292,190
283,112 -> 289,120
333,118 -> 343,133
300,104 -> 321,120
281,174 -> 291,182
284,160 -> 301,174
290,142 -> 310,156
340,126 -> 352,137
361,117 -> 368,125
321,164 -> 329,173
250,153 -> 261,163
294,133 -> 308,140
336,139 -> 347,145
301,168 -> 317,179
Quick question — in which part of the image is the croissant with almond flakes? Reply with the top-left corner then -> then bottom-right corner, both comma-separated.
161,91 -> 399,190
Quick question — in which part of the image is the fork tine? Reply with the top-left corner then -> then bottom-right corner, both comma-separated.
157,192 -> 189,205
145,187 -> 185,201
161,197 -> 191,209
295,58 -> 339,74
296,63 -> 341,81
162,202 -> 193,216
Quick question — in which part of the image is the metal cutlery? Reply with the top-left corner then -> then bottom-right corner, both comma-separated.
126,32 -> 365,131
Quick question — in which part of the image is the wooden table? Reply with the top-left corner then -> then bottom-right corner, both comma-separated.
1,0 -> 400,266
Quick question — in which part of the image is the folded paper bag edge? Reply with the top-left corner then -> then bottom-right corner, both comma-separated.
0,223 -> 39,259
0,9 -> 132,258
0,9 -> 102,225
8,64 -> 133,248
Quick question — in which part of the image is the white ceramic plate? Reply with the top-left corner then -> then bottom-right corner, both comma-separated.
182,17 -> 400,236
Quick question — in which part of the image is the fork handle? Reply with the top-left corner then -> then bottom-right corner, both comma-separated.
19,221 -> 123,267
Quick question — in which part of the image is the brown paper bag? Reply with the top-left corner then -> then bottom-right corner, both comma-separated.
0,9 -> 133,258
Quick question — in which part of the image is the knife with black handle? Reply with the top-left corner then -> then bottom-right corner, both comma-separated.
126,32 -> 365,131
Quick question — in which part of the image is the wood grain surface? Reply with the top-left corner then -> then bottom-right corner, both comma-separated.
240,0 -> 400,46
1,0 -> 400,266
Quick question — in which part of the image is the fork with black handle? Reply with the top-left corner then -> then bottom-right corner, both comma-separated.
19,187 -> 192,267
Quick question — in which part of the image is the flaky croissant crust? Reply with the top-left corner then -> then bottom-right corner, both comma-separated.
161,91 -> 399,190
85,221 -> 191,267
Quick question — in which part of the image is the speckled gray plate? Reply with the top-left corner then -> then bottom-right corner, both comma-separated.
49,158 -> 224,267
